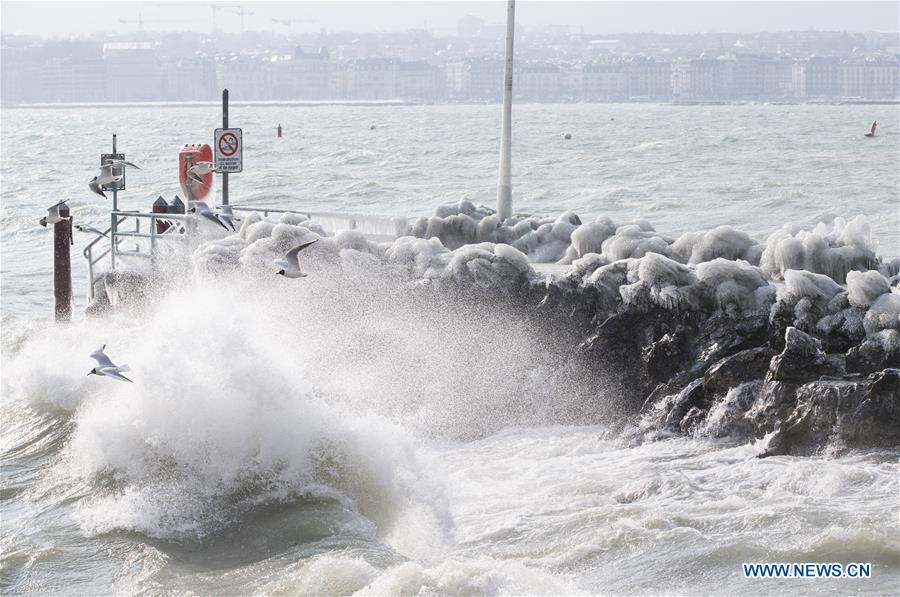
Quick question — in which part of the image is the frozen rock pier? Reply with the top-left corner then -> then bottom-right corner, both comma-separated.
95,200 -> 900,456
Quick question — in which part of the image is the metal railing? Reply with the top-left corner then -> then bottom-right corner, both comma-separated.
227,205 -> 406,241
83,205 -> 406,301
83,211 -> 195,301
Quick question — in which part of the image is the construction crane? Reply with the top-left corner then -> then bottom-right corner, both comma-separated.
118,12 -> 180,32
211,4 -> 254,34
271,18 -> 318,36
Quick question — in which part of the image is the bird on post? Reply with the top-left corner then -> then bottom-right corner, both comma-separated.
40,200 -> 70,227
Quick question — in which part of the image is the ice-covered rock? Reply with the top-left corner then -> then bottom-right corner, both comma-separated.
862,291 -> 900,336
695,258 -> 773,314
601,225 -> 671,262
669,225 -> 761,265
558,216 -> 618,264
386,236 -> 534,288
760,216 -> 876,282
512,212 -> 580,263
846,270 -> 891,308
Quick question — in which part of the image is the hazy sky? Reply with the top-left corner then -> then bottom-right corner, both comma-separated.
2,1 -> 898,37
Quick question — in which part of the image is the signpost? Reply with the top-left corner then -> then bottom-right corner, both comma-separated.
215,88 -> 242,205
101,135 -> 126,210
214,127 -> 243,174
103,134 -> 123,269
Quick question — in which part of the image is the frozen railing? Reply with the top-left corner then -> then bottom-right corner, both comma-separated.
83,211 -> 195,300
227,205 -> 406,241
84,205 -> 410,301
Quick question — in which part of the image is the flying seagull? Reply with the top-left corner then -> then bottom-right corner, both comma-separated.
186,161 -> 218,184
88,178 -> 108,199
275,239 -> 319,278
87,344 -> 133,383
75,224 -> 108,238
88,161 -> 140,199
218,204 -> 237,231
105,159 -> 141,170
189,200 -> 229,231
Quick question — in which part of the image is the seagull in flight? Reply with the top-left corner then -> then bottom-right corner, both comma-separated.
106,159 -> 141,170
187,161 -> 218,184
75,224 -> 108,238
88,160 -> 139,199
218,204 -> 237,231
275,239 -> 318,278
87,345 -> 133,383
189,200 -> 229,231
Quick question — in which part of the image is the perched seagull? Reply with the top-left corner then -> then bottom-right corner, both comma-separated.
189,201 -> 228,231
40,199 -> 69,226
218,204 -> 237,231
75,224 -> 108,238
186,161 -> 218,184
87,345 -> 133,383
275,239 -> 318,278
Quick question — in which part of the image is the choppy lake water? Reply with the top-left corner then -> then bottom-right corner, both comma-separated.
1,103 -> 898,595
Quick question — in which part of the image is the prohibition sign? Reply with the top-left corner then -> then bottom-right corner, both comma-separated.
218,132 -> 239,157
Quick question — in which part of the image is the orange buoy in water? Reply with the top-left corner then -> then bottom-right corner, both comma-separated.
277,124 -> 282,138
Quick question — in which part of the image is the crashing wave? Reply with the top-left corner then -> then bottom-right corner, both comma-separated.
86,202 -> 900,459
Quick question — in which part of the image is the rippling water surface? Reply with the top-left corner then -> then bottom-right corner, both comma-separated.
2,103 -> 898,318
1,104 -> 898,595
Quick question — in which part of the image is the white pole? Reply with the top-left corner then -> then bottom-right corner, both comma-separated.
496,0 -> 515,221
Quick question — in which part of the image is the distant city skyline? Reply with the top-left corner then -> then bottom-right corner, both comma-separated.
2,1 -> 899,39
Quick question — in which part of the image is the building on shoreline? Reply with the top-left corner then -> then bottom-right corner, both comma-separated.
2,30 -> 898,104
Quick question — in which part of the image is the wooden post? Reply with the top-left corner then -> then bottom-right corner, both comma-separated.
54,203 -> 72,322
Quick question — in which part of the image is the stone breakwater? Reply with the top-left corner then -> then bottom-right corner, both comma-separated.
542,266 -> 899,457
95,201 -> 900,455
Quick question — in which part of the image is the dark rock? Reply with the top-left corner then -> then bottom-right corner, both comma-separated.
644,327 -> 691,383
842,368 -> 900,445
581,312 -> 652,409
702,381 -> 761,439
759,370 -> 900,457
822,353 -> 847,378
680,406 -> 706,435
690,312 -> 769,375
846,331 -> 900,375
703,347 -> 774,397
748,380 -> 801,435
561,212 -> 582,226
815,307 -> 866,353
767,327 -> 828,383
662,378 -> 707,431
